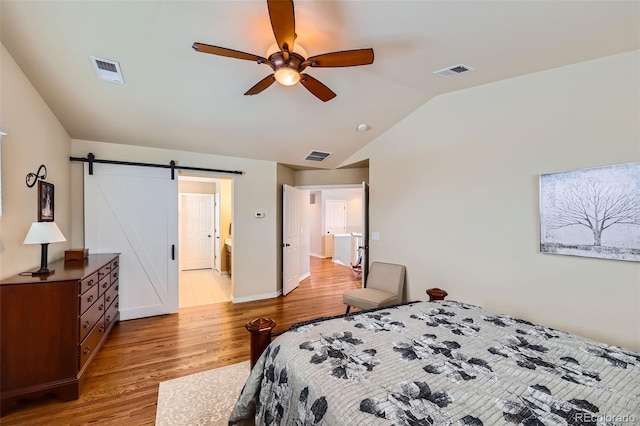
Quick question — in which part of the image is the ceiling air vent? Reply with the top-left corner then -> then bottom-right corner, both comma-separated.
433,64 -> 474,78
304,150 -> 332,162
90,56 -> 124,84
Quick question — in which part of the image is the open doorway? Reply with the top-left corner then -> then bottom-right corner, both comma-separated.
177,175 -> 233,308
285,185 -> 365,294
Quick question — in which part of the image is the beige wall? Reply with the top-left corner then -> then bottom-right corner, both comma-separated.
70,139 -> 278,301
0,44 -> 72,279
178,180 -> 216,194
294,167 -> 368,187
356,50 -> 640,351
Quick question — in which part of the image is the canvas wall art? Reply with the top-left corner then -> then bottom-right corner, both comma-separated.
539,162 -> 640,262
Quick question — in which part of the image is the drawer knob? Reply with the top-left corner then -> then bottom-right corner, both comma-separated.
106,315 -> 111,322
99,304 -> 104,311
88,279 -> 94,286
87,295 -> 94,303
83,321 -> 90,329
100,324 -> 105,333
106,296 -> 111,303
83,346 -> 91,355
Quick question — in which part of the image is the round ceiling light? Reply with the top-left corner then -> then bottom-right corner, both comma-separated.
356,123 -> 369,132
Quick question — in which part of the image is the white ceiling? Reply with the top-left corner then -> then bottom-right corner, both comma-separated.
1,1 -> 638,169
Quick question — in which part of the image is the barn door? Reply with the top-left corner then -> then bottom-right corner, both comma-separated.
84,163 -> 179,320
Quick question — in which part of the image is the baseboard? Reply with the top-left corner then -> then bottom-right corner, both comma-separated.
299,272 -> 311,282
232,291 -> 281,304
332,259 -> 346,266
310,253 -> 327,259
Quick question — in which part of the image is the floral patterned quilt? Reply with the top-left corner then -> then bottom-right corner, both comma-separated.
229,301 -> 640,425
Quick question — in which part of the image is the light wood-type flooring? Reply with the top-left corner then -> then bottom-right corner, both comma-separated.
179,268 -> 232,307
2,257 -> 361,425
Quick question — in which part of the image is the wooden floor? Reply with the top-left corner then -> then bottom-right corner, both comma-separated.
2,258 -> 361,425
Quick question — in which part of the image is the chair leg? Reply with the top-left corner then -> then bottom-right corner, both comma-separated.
345,306 -> 351,315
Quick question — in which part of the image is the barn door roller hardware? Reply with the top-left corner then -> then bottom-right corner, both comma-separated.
70,153 -> 243,179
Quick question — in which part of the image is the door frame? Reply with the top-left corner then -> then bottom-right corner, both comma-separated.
293,183 -> 368,282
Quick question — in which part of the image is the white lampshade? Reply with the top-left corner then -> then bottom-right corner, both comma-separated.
23,222 -> 66,244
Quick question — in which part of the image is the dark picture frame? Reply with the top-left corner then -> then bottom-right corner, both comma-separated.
38,181 -> 54,222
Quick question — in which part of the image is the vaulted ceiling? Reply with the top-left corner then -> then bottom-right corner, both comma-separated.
1,1 -> 638,169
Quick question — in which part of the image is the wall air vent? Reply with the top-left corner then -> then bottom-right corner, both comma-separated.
433,64 -> 474,78
90,56 -> 125,84
304,150 -> 332,162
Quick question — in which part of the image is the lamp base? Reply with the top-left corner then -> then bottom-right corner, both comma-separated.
31,268 -> 55,276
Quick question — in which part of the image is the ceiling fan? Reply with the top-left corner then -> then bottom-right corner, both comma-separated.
192,0 -> 374,102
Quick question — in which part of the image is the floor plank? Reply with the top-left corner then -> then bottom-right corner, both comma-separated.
2,257 -> 361,425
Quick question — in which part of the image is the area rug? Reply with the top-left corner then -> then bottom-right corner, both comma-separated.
156,360 -> 250,425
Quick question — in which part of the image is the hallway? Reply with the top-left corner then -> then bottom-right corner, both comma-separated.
179,269 -> 232,308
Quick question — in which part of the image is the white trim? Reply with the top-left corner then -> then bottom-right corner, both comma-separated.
298,272 -> 311,282
232,290 -> 281,304
296,184 -> 360,190
310,253 -> 327,258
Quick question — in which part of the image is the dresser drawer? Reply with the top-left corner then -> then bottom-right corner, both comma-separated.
80,271 -> 99,294
110,266 -> 119,285
79,298 -> 105,341
105,279 -> 118,307
79,319 -> 105,369
98,273 -> 111,296
80,284 -> 100,314
110,257 -> 119,270
97,264 -> 112,294
105,296 -> 119,327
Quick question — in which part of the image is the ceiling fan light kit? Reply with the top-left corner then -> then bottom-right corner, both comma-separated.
192,0 -> 374,102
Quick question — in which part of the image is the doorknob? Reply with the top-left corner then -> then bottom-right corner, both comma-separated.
208,235 -> 212,237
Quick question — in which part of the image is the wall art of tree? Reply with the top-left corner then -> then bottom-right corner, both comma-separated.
539,162 -> 640,261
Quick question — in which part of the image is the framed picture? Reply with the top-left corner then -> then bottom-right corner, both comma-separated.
539,162 -> 640,262
38,181 -> 54,222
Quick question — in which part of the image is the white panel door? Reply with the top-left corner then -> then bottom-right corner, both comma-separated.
84,163 -> 178,320
179,194 -> 213,271
325,199 -> 346,234
283,184 -> 300,295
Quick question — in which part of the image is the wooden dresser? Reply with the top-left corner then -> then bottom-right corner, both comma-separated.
0,253 -> 120,416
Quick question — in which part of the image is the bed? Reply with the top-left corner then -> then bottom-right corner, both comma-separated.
229,300 -> 640,425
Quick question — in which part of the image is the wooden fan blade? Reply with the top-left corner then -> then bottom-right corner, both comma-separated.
193,42 -> 267,63
244,74 -> 276,96
267,0 -> 296,53
307,48 -> 374,68
300,74 -> 336,102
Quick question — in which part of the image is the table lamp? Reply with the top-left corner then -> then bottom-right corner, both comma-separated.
23,222 -> 66,276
